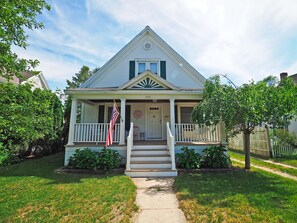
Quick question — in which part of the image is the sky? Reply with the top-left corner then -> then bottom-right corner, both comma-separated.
13,0 -> 297,90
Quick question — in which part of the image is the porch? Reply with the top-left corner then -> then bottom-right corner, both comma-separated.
65,96 -> 226,177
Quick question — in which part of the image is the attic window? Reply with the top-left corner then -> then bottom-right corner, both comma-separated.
137,61 -> 158,75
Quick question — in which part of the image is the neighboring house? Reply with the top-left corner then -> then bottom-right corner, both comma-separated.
0,72 -> 50,90
280,72 -> 297,135
65,26 -> 226,177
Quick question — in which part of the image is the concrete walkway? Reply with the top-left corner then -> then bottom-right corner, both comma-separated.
132,178 -> 186,223
231,158 -> 297,181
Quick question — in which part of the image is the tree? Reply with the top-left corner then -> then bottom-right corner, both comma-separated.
0,0 -> 50,80
62,66 -> 97,144
192,75 -> 297,169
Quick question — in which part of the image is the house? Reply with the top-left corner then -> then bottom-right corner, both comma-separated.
65,26 -> 226,177
0,72 -> 50,90
280,72 -> 297,135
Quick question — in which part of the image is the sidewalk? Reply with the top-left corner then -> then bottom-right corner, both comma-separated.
231,158 -> 297,181
132,178 -> 186,223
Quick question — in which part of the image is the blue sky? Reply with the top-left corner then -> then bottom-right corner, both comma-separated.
13,0 -> 297,90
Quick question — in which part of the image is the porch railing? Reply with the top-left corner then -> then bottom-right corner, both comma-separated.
126,122 -> 133,171
167,122 -> 176,170
175,123 -> 220,142
73,123 -> 120,143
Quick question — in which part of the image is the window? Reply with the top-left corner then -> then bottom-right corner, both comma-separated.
180,107 -> 193,123
138,63 -> 146,74
137,61 -> 159,75
150,63 -> 157,74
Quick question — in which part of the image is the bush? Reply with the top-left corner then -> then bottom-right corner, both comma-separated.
68,148 -> 122,171
68,149 -> 99,170
0,144 -> 19,166
176,147 -> 202,169
201,145 -> 231,169
97,149 -> 122,171
273,129 -> 297,147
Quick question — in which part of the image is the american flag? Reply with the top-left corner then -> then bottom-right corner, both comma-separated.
106,102 -> 120,147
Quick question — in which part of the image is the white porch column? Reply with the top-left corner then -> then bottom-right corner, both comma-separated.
67,98 -> 77,145
119,98 -> 126,145
169,98 -> 175,137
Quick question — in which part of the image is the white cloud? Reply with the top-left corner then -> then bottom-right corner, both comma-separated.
13,0 -> 297,90
88,0 -> 297,84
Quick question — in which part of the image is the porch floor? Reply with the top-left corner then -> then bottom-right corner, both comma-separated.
69,140 -> 221,147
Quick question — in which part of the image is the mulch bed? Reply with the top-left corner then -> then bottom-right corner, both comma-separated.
55,167 -> 125,175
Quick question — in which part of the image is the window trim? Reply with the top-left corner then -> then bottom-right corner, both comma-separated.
136,59 -> 160,75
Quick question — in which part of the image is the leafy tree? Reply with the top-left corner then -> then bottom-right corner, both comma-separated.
0,0 -> 50,80
0,82 -> 63,163
62,66 -> 97,144
192,75 -> 297,169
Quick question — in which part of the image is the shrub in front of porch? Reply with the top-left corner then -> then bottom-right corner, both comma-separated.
201,145 -> 232,169
176,145 -> 232,169
68,148 -> 122,171
176,147 -> 202,169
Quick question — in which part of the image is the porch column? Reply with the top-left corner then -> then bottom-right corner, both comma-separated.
169,98 -> 175,137
119,98 -> 126,145
67,98 -> 77,145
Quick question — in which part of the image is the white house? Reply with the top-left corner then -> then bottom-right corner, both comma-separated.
65,26 -> 226,177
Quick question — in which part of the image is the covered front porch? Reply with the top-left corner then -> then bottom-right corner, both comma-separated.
67,99 -> 225,146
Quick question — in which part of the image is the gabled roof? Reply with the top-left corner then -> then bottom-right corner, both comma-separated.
80,26 -> 205,88
118,70 -> 178,90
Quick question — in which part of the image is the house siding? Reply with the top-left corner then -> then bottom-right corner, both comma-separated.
89,35 -> 203,89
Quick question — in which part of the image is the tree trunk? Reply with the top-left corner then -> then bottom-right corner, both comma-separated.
243,132 -> 251,170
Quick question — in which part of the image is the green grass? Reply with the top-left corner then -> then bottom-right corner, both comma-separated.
270,157 -> 297,168
0,152 -> 137,223
174,171 -> 297,223
229,151 -> 297,177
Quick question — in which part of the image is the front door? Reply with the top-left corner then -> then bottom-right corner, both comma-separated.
147,105 -> 162,139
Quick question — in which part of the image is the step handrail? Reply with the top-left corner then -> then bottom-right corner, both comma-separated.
167,122 -> 176,170
126,122 -> 133,171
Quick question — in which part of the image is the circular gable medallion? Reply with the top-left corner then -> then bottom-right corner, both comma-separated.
144,42 -> 152,50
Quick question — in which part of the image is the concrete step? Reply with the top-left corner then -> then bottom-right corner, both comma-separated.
133,145 -> 167,150
125,169 -> 178,177
132,149 -> 169,156
130,161 -> 172,169
131,154 -> 171,162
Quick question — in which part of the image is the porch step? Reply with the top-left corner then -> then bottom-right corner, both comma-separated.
130,161 -> 171,169
132,149 -> 169,156
133,145 -> 167,150
125,144 -> 176,177
125,169 -> 178,177
131,154 -> 171,162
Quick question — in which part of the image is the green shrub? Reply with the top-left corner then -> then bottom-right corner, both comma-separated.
201,145 -> 231,169
0,143 -> 19,166
176,147 -> 202,169
68,148 -> 122,171
273,129 -> 297,147
97,149 -> 122,171
68,149 -> 99,170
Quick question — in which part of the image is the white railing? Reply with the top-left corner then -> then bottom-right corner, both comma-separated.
73,123 -> 120,143
167,122 -> 176,170
271,140 -> 297,157
175,123 -> 220,142
126,122 -> 133,171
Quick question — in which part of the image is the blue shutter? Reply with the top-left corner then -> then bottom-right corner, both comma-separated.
160,61 -> 166,79
129,61 -> 135,80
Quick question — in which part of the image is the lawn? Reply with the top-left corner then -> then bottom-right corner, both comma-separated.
0,152 -> 137,223
229,151 -> 297,177
174,171 -> 297,223
270,157 -> 297,168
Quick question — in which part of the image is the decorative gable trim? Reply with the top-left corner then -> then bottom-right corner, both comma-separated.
118,70 -> 178,90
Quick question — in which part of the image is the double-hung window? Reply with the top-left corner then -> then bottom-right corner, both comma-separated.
137,61 -> 159,75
